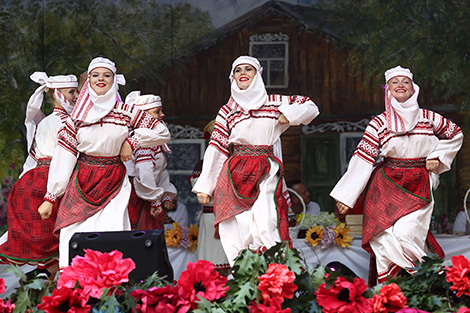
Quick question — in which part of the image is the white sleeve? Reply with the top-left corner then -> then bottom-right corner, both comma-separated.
278,96 -> 319,126
426,112 -> 463,174
330,155 -> 375,208
153,152 -> 177,200
330,122 -> 380,208
45,143 -> 78,203
132,148 -> 164,205
130,124 -> 171,149
192,145 -> 227,196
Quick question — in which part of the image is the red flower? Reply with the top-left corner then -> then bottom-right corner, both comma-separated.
316,276 -> 372,313
0,298 -> 15,313
57,249 -> 135,298
395,309 -> 430,313
248,298 -> 292,313
369,283 -> 407,313
445,255 -> 470,297
177,260 -> 229,308
258,263 -> 298,304
37,287 -> 90,313
131,285 -> 191,313
0,278 -> 5,294
458,308 -> 470,313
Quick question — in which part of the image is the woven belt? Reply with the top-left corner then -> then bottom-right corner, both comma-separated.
384,157 -> 426,168
37,158 -> 52,167
78,154 -> 121,166
233,145 -> 274,157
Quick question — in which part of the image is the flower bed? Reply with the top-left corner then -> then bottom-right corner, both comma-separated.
1,242 -> 470,312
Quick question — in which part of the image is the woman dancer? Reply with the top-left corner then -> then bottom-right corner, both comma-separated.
124,91 -> 176,230
38,57 -> 170,268
193,55 -> 319,265
0,73 -> 78,277
331,65 -> 463,283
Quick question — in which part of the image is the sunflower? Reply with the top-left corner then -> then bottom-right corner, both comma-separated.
165,222 -> 182,247
188,224 -> 199,252
333,223 -> 354,248
305,225 -> 324,247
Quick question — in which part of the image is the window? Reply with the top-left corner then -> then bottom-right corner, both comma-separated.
249,32 -> 289,88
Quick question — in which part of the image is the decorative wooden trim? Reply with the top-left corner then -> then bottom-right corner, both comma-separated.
302,119 -> 370,134
167,124 -> 204,139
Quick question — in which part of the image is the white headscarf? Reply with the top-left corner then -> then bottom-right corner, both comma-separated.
125,91 -> 162,110
71,57 -> 126,123
25,72 -> 78,151
229,56 -> 268,111
384,65 -> 420,133
125,91 -> 170,153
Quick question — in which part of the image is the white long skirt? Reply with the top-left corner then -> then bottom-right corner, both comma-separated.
370,197 -> 434,282
58,178 -> 132,268
218,160 -> 282,266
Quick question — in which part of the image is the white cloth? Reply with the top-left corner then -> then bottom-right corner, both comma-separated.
126,91 -> 162,110
125,146 -> 176,207
197,211 -> 230,269
166,202 -> 189,228
25,72 -> 78,152
385,65 -> 413,83
229,55 -> 268,111
386,82 -> 421,133
20,108 -> 69,178
453,211 -> 468,234
306,201 -> 321,216
71,57 -> 125,124
59,178 -> 132,267
166,246 -> 197,281
164,202 -> 195,280
218,161 -> 282,265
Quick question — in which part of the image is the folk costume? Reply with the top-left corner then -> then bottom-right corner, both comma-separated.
190,158 -> 230,271
44,58 -> 171,268
330,66 -> 463,283
124,92 -> 176,230
192,56 -> 319,265
0,73 -> 78,269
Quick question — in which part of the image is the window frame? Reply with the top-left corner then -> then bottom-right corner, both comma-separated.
249,32 -> 289,89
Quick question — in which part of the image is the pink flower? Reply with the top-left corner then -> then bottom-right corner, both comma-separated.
177,260 -> 228,308
131,285 -> 191,313
316,276 -> 372,313
57,249 -> 135,298
258,263 -> 297,304
445,255 -> 470,297
37,287 -> 90,313
2,176 -> 13,187
0,278 -> 5,294
458,308 -> 470,313
1,188 -> 10,200
248,298 -> 292,313
0,298 -> 15,313
395,309 -> 429,313
369,283 -> 407,312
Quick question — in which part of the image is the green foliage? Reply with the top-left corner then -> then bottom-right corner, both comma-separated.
389,253 -> 470,312
0,0 -> 214,163
320,0 -> 470,108
5,266 -> 56,313
199,242 -> 319,313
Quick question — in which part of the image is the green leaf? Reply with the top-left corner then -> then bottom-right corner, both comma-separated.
12,289 -> 32,313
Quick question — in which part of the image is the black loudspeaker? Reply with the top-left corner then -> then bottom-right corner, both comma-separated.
69,229 -> 174,282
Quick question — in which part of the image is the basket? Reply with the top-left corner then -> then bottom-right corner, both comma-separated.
287,187 -> 306,239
